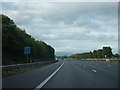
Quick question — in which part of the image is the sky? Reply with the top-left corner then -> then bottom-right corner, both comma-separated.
1,1 -> 119,56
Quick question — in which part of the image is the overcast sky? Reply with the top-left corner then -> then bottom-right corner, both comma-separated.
1,2 -> 118,56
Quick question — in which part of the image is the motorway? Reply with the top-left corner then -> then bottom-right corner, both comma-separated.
2,60 -> 118,89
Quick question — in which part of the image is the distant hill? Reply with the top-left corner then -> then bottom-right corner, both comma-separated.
2,14 -> 55,65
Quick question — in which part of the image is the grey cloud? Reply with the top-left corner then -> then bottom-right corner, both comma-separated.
45,40 -> 118,55
40,2 -> 117,24
2,2 -> 118,55
2,2 -> 117,27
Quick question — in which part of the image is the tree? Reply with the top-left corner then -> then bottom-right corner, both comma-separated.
113,53 -> 119,58
93,50 -> 97,58
2,14 -> 55,65
70,47 -> 113,59
102,47 -> 112,58
97,49 -> 103,58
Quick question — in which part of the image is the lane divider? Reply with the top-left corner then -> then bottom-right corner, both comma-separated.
92,70 -> 97,73
107,65 -> 110,67
34,62 -> 65,90
83,66 -> 86,68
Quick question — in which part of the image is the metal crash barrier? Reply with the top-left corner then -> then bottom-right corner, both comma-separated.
1,60 -> 58,77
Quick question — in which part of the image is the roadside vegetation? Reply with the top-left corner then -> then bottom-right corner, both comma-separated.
2,14 -> 55,65
71,47 -> 120,60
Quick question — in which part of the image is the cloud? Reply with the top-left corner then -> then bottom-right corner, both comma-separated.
2,2 -> 118,55
45,40 -> 118,55
1,0 -> 119,2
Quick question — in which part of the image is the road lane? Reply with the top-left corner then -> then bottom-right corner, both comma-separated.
2,61 -> 63,88
34,62 -> 64,90
74,60 -> 118,81
2,60 -> 118,89
43,60 -> 118,88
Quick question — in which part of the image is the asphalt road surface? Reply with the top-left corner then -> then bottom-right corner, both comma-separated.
2,60 -> 118,89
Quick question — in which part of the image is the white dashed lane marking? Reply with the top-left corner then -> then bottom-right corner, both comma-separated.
107,65 -> 110,67
92,70 -> 97,73
83,66 -> 86,68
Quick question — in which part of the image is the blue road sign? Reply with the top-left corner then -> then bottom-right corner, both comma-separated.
24,47 -> 31,54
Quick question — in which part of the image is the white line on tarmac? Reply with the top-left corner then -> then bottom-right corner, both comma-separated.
34,62 -> 64,90
92,70 -> 97,73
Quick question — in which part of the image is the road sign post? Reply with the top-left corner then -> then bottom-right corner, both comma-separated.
26,54 -> 28,63
24,47 -> 31,63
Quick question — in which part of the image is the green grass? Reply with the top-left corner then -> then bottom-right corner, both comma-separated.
86,58 -> 120,61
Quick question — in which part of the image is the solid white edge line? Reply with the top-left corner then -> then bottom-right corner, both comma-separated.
34,62 -> 64,90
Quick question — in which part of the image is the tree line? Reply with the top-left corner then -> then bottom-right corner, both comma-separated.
71,47 -> 119,59
2,14 -> 55,65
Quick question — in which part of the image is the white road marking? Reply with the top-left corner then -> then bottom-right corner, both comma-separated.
83,66 -> 86,68
92,70 -> 97,73
107,65 -> 110,67
34,62 -> 64,90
